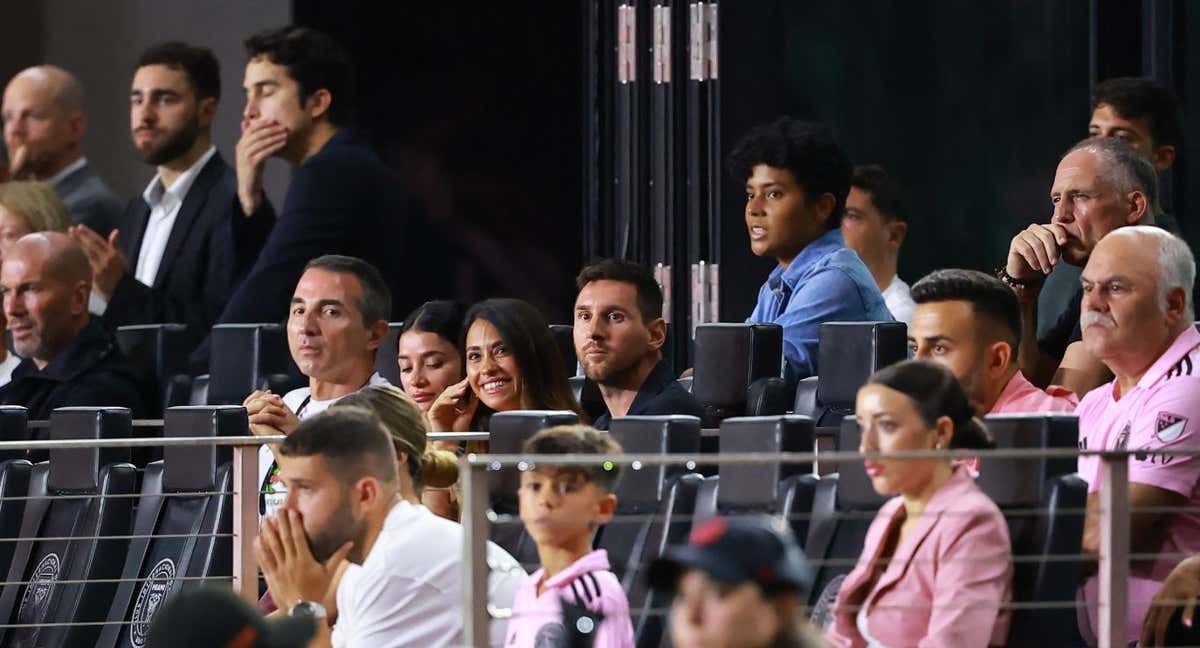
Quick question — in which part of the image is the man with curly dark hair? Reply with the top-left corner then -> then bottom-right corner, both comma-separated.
728,117 -> 892,382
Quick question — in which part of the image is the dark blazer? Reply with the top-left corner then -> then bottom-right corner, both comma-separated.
192,129 -> 409,369
0,319 -> 147,459
103,151 -> 271,351
592,360 -> 704,429
53,160 -> 124,236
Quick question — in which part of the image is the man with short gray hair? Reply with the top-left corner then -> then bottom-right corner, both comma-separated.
1074,226 -> 1200,644
0,233 -> 145,434
2,66 -> 122,234
1000,136 -> 1159,396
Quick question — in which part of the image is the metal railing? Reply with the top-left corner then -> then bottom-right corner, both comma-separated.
458,446 -> 1200,648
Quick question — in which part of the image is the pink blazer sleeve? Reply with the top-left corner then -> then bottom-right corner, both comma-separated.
918,509 -> 1012,648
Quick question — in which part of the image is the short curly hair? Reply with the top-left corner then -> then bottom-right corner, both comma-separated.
1091,77 -> 1183,148
725,117 -> 852,229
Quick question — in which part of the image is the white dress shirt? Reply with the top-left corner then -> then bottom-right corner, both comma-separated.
882,275 -> 916,326
0,352 -> 20,389
331,500 -> 526,648
134,146 -> 217,286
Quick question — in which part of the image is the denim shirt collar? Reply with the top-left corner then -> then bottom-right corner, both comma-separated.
766,228 -> 846,296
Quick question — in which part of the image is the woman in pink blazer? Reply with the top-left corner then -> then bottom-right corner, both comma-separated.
826,360 -> 1013,648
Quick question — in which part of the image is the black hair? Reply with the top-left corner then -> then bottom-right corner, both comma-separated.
910,269 -> 1021,350
725,117 -> 852,229
1092,77 -> 1184,148
575,258 -> 664,321
867,360 -> 994,450
400,300 -> 466,348
137,41 -> 221,101
523,425 -> 624,491
464,298 -> 585,419
303,254 -> 392,326
279,407 -> 398,484
850,164 -> 909,224
244,25 -> 354,126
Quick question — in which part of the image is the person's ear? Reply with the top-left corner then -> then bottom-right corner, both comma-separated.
595,492 -> 617,525
355,476 -> 381,509
68,110 -> 85,143
1152,144 -> 1177,172
988,340 -> 1013,376
1164,286 -> 1188,324
197,96 -> 219,129
886,220 -> 908,249
70,280 -> 89,315
306,88 -> 333,121
814,192 -> 838,227
933,415 -> 954,449
1126,190 -> 1149,225
365,319 -> 389,353
646,317 -> 667,352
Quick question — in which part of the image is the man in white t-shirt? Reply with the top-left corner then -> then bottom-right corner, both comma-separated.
257,408 -> 525,648
244,254 -> 392,518
840,164 -> 916,325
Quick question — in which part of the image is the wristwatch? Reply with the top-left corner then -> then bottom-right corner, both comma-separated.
288,600 -> 328,621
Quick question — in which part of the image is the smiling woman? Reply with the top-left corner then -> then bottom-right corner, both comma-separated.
427,298 -> 585,434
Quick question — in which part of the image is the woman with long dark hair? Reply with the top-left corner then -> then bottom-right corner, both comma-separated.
428,298 -> 585,431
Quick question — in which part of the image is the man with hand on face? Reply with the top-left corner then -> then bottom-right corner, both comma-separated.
1002,136 -> 1157,396
245,255 -> 391,519
731,117 -> 892,383
2,65 -> 122,234
69,42 -> 271,350
1072,227 -> 1200,645
257,407 -> 517,647
573,259 -> 702,429
0,233 -> 145,442
194,25 -> 410,370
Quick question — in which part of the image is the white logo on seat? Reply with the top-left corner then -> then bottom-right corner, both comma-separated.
130,558 -> 177,647
16,552 -> 60,622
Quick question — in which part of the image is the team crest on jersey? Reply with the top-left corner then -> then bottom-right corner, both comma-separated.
1156,412 -> 1188,444
1114,423 -> 1131,451
129,558 -> 176,647
17,553 -> 59,622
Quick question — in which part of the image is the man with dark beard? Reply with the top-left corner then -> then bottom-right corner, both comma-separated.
573,259 -> 702,429
68,42 -> 272,349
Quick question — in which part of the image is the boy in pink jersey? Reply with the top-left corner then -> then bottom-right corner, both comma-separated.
504,426 -> 634,648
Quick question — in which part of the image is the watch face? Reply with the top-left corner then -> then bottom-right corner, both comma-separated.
289,601 -> 327,620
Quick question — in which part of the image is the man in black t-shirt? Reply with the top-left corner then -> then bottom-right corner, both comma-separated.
572,259 -> 702,429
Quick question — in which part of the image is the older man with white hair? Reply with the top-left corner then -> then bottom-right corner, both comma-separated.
1073,226 -> 1200,645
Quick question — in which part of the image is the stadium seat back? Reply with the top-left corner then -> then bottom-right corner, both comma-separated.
373,322 -> 404,385
548,324 -> 578,378
98,407 -> 243,648
115,324 -> 190,416
812,322 -> 906,426
207,324 -> 297,405
631,472 -> 704,648
692,324 -> 782,426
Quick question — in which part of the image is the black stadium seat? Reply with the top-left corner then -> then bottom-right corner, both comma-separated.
635,472 -> 704,648
975,414 -> 1085,647
795,322 -> 906,426
805,416 -> 888,613
0,406 -> 30,462
374,322 -> 403,385
97,406 -> 243,648
0,460 -> 32,587
114,324 -> 190,416
601,416 -> 702,587
206,323 -> 303,406
0,408 -> 138,648
487,410 -> 580,563
692,323 -> 785,426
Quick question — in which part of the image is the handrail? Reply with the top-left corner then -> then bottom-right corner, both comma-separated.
0,435 -> 285,451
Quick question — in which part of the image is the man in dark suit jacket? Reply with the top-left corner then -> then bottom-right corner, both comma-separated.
2,65 -> 122,235
190,26 -> 410,370
70,43 -> 272,353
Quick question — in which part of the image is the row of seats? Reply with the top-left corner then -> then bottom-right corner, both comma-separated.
0,406 -> 241,648
481,411 -> 1087,648
117,319 -> 906,427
